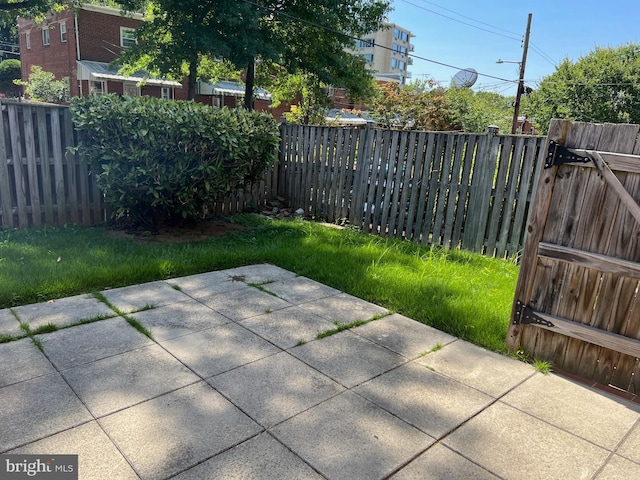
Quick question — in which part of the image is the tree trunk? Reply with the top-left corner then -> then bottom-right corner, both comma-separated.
188,53 -> 198,100
244,58 -> 255,111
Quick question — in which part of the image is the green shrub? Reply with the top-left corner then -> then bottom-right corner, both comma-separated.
70,95 -> 279,227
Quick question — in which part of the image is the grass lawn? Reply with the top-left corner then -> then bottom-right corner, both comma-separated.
0,215 -> 519,353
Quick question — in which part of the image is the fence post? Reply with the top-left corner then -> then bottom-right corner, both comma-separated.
462,125 -> 500,253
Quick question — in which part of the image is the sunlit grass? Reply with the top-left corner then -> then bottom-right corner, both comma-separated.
0,215 -> 519,352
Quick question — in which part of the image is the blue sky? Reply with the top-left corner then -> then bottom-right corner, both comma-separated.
388,0 -> 640,95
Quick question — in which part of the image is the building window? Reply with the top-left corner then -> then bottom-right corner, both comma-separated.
356,38 -> 374,49
393,28 -> 409,42
391,58 -> 406,70
123,83 -> 139,97
25,32 -> 31,50
90,81 -> 106,95
361,53 -> 374,64
120,27 -> 137,48
161,87 -> 173,100
42,27 -> 50,46
392,43 -> 407,55
60,21 -> 67,43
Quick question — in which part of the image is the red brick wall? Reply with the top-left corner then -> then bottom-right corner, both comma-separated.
77,9 -> 141,63
18,10 -> 78,96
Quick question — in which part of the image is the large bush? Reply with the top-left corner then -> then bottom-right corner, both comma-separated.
70,94 -> 280,227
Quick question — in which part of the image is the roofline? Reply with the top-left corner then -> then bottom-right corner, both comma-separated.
80,3 -> 144,21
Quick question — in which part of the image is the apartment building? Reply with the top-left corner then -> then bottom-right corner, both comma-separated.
352,22 -> 414,85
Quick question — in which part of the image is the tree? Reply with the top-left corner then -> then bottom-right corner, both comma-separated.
116,0 -> 390,105
16,65 -> 69,102
370,80 -> 457,131
0,59 -> 20,96
526,43 -> 640,134
445,88 -> 513,133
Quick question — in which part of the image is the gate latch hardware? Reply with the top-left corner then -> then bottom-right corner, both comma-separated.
513,300 -> 555,327
545,140 -> 591,169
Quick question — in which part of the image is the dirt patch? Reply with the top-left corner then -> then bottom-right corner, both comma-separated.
107,217 -> 248,243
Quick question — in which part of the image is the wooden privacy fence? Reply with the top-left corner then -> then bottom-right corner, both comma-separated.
508,119 -> 640,393
0,100 -> 105,228
278,123 -> 547,257
0,101 -> 275,228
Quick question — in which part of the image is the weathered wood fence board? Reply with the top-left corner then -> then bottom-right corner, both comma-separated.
508,119 -> 640,393
279,123 -> 546,257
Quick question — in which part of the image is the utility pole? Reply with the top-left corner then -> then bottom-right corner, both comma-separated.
511,13 -> 532,134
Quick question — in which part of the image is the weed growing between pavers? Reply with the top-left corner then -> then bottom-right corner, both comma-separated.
419,343 -> 444,357
315,312 -> 392,339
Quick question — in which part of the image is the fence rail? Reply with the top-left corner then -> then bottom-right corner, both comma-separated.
279,123 -> 547,257
0,101 -> 547,259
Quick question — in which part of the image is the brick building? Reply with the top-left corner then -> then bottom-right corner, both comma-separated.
17,3 -> 284,115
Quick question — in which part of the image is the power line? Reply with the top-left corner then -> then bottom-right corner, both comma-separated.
414,0 -> 521,37
398,0 -> 521,42
239,0 -> 518,84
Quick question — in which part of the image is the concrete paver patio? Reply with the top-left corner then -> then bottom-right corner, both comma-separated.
1,264 -> 640,479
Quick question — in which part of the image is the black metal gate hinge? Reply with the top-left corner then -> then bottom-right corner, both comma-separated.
545,140 -> 591,169
513,301 -> 555,327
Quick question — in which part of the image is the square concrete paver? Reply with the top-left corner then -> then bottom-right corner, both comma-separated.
173,433 -> 324,480
128,299 -> 229,341
0,373 -> 92,451
100,281 -> 190,313
209,351 -> 344,427
166,270 -> 248,298
100,382 -> 261,480
444,402 -> 609,480
417,339 -> 534,397
9,421 -> 138,480
62,344 -> 200,417
261,276 -> 341,304
291,330 -> 406,388
271,390 -> 434,480
353,313 -> 456,359
37,317 -> 153,370
0,308 -> 23,338
502,373 -> 640,450
0,338 -> 56,387
11,294 -> 115,330
390,444 -> 500,480
160,322 -> 280,378
223,264 -> 297,284
355,362 -> 493,438
239,306 -> 335,349
299,292 -> 389,323
200,287 -> 291,321
595,455 -> 640,479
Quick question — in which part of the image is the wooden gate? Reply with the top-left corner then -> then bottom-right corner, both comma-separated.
508,119 -> 640,393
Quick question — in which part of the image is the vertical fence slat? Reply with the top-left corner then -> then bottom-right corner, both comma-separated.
7,104 -> 28,227
387,131 -> 409,237
23,106 -> 41,227
36,107 -> 54,225
442,134 -> 466,247
0,105 -> 14,228
411,132 -> 436,243
403,131 -> 427,241
452,134 -> 478,249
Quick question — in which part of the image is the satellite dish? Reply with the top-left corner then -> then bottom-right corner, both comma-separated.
451,68 -> 478,88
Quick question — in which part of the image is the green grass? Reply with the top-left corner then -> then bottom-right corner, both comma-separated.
0,215 -> 519,353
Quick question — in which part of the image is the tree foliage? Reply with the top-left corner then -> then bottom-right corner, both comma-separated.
116,0 -> 390,102
445,88 -> 513,133
0,59 -> 20,96
370,80 -> 456,131
16,65 -> 70,102
526,43 -> 640,134
370,80 -> 515,133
